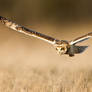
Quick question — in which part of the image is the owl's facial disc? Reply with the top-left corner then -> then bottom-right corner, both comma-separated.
56,45 -> 68,55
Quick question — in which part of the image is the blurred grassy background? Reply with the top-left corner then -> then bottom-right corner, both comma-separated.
0,0 -> 92,92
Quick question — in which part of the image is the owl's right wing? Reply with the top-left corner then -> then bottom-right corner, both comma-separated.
0,16 -> 59,45
70,32 -> 92,45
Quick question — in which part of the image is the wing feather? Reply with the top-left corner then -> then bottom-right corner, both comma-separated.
0,16 -> 59,44
70,32 -> 92,45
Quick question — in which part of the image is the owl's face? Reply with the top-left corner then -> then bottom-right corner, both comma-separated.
55,41 -> 69,55
56,46 -> 67,55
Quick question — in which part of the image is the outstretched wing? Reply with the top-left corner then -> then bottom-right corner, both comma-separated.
70,32 -> 92,45
0,16 -> 59,44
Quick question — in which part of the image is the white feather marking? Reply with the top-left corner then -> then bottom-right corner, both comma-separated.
10,23 -> 18,30
70,36 -> 91,45
18,30 -> 56,44
9,25 -> 56,45
5,22 -> 56,45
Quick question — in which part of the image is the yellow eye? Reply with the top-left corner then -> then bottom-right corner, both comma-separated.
61,48 -> 65,50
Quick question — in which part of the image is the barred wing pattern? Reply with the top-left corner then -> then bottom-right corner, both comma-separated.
0,16 -> 59,45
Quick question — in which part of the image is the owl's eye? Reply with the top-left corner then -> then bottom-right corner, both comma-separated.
61,48 -> 65,50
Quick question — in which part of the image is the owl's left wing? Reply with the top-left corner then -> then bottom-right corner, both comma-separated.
0,16 -> 59,45
70,32 -> 92,45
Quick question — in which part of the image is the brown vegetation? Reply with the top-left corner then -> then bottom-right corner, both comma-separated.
0,24 -> 92,92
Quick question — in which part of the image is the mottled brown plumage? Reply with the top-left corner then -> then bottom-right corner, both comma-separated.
0,16 -> 92,57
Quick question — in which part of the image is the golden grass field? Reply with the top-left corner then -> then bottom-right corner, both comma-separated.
0,22 -> 92,92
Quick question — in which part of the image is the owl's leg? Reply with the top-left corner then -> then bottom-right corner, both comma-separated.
68,45 -> 75,57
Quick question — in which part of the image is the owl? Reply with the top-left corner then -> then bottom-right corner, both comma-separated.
0,16 -> 92,57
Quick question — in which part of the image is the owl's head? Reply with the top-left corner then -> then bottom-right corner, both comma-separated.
55,40 -> 69,55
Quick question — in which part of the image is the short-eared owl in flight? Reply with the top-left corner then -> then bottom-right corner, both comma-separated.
0,16 -> 92,57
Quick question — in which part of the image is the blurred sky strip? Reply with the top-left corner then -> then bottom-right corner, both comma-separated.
0,0 -> 92,24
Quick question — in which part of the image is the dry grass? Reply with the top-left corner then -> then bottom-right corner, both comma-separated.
0,23 -> 92,92
0,68 -> 91,92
